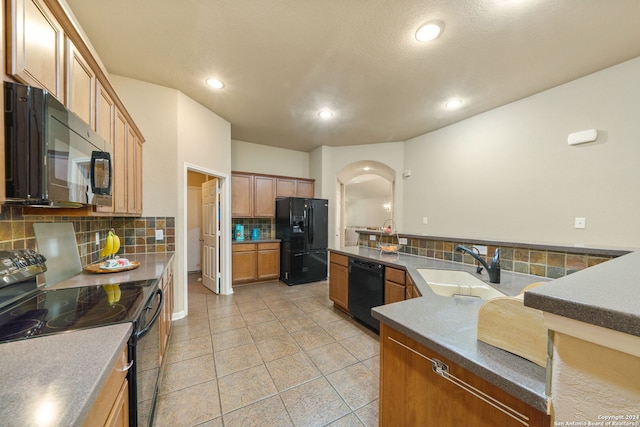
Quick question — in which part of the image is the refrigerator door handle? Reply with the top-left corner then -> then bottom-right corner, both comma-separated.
309,202 -> 314,244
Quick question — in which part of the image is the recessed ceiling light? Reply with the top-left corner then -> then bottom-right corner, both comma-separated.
363,167 -> 371,171
318,110 -> 333,119
206,78 -> 224,89
444,99 -> 463,110
415,22 -> 443,42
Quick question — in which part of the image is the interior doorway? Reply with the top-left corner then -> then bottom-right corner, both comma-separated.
184,166 -> 230,296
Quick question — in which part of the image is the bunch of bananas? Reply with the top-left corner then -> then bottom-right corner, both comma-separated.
100,230 -> 121,258
102,284 -> 121,305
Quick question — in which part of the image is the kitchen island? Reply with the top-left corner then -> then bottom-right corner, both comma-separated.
331,246 -> 550,413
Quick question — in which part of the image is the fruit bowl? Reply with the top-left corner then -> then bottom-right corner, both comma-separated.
378,243 -> 400,254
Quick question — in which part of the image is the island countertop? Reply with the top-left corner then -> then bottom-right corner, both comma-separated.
330,246 -> 550,412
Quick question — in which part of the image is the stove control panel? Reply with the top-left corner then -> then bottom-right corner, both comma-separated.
0,249 -> 47,287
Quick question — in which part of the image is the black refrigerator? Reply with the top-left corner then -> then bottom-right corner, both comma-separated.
276,197 -> 329,285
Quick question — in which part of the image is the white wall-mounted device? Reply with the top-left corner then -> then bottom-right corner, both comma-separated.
568,129 -> 598,146
403,170 -> 412,178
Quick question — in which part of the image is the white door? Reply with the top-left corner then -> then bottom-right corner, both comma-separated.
187,187 -> 202,271
201,178 -> 220,293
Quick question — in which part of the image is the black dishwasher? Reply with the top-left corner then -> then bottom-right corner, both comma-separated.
348,258 -> 384,332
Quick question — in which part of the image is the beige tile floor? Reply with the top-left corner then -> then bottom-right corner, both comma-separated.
153,273 -> 380,427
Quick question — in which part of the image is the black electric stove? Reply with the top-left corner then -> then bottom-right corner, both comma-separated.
0,278 -> 157,343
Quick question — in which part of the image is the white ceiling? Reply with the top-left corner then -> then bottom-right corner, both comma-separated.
65,0 -> 640,153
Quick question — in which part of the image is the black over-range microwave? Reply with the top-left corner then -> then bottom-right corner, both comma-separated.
4,81 -> 112,207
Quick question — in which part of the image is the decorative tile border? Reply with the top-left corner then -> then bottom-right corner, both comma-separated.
0,206 -> 174,267
358,232 -> 622,279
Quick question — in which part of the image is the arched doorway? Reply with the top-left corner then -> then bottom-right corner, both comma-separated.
336,161 -> 395,247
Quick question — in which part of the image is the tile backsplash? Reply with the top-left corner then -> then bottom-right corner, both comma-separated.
0,206 -> 175,267
232,218 -> 275,240
359,232 -> 624,279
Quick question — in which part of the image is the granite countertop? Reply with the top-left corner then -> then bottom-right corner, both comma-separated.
0,323 -> 132,427
331,246 -> 550,412
524,250 -> 640,337
47,252 -> 175,289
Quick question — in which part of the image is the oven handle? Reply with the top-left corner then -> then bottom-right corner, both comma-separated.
135,288 -> 163,340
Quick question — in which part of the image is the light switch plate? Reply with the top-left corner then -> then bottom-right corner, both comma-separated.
155,229 -> 164,240
574,217 -> 586,229
369,235 -> 377,241
399,238 -> 408,245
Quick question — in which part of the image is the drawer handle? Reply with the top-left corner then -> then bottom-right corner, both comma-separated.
387,336 -> 531,426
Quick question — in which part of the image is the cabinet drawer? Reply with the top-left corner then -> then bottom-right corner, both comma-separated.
330,252 -> 349,267
232,243 -> 256,252
257,242 -> 280,251
385,267 -> 405,285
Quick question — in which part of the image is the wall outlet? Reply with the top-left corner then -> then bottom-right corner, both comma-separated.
574,217 -> 586,229
155,229 -> 164,240
422,217 -> 428,224
95,232 -> 99,246
369,235 -> 377,241
474,245 -> 487,255
399,238 -> 408,245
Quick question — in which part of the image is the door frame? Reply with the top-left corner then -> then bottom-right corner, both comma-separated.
183,163 -> 233,303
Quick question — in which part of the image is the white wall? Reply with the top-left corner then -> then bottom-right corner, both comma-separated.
231,139 -> 310,177
110,75 -> 232,316
402,57 -> 640,248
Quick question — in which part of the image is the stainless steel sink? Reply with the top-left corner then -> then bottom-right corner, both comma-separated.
417,268 -> 505,300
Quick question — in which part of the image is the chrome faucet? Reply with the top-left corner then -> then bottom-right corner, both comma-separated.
455,245 -> 501,284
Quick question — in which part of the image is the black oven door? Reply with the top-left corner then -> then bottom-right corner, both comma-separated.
129,287 -> 163,427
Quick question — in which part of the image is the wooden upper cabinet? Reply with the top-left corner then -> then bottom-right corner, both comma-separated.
94,82 -> 115,213
276,178 -> 315,198
232,174 -> 253,217
65,38 -> 95,126
276,178 -> 297,198
254,176 -> 275,217
113,109 -> 128,214
126,127 -> 137,214
7,0 -> 64,98
133,139 -> 143,214
296,180 -> 314,198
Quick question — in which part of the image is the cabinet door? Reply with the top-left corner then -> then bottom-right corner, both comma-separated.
254,176 -> 276,217
385,280 -> 405,304
232,174 -> 253,217
329,262 -> 349,312
104,379 -> 129,427
133,138 -> 143,214
65,38 -> 95,126
257,243 -> 280,280
232,244 -> 257,284
8,0 -> 63,98
113,109 -> 128,214
95,82 -> 115,213
296,180 -> 314,198
380,325 -> 550,427
126,127 -> 136,213
276,178 -> 297,198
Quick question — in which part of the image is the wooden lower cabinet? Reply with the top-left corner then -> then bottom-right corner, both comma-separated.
83,345 -> 129,427
257,242 -> 280,280
159,259 -> 174,365
232,242 -> 280,285
380,324 -> 550,427
385,266 -> 406,304
329,252 -> 349,312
